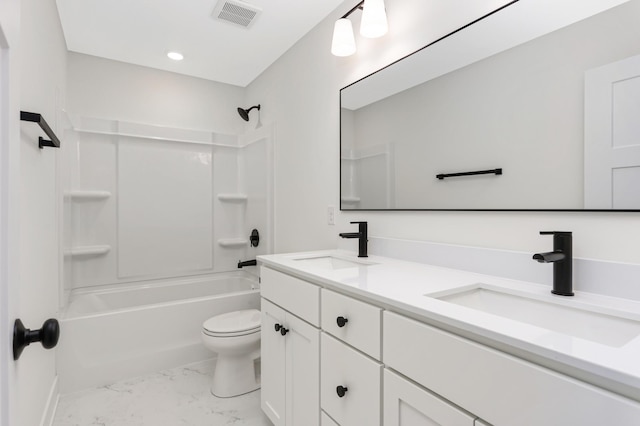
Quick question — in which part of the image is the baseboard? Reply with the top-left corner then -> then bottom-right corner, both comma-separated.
39,375 -> 58,426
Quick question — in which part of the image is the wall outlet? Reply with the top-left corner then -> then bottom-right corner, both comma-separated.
327,205 -> 335,225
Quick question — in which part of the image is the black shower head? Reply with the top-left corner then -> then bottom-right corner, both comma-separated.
237,104 -> 261,121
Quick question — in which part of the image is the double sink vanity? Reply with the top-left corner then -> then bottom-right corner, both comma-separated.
257,250 -> 640,426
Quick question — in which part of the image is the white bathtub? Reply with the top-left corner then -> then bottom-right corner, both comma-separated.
57,272 -> 260,393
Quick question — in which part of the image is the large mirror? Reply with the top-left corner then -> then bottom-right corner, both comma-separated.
340,0 -> 640,210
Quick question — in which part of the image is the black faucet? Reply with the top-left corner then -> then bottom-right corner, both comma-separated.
238,259 -> 257,268
533,231 -> 573,296
339,221 -> 368,258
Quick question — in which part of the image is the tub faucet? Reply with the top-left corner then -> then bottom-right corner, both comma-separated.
533,231 -> 573,296
237,259 -> 257,268
339,221 -> 368,258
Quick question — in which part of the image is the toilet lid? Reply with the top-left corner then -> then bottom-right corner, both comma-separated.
203,309 -> 261,334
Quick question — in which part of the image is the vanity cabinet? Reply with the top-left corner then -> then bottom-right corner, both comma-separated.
260,264 -> 640,426
260,268 -> 320,426
384,311 -> 640,426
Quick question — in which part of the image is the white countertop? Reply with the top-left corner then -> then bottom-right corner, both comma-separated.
258,249 -> 640,402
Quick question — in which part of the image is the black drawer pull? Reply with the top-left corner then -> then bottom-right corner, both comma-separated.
336,385 -> 348,398
336,316 -> 349,327
274,323 -> 282,332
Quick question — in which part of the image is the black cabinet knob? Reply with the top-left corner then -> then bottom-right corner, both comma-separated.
280,327 -> 289,336
336,385 -> 348,398
13,318 -> 60,360
274,323 -> 282,332
336,316 -> 349,328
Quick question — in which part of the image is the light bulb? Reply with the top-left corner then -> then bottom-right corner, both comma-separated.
331,18 -> 356,57
360,0 -> 388,38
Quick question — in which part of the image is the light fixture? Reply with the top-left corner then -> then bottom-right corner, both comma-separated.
360,0 -> 388,38
331,0 -> 388,57
331,18 -> 357,57
167,51 -> 184,61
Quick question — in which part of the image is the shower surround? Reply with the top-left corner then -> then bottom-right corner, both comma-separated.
58,115 -> 273,392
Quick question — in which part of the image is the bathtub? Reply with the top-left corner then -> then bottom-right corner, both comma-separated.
57,272 -> 260,393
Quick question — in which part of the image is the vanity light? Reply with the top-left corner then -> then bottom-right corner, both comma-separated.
331,18 -> 357,57
331,0 -> 388,57
360,0 -> 388,38
167,51 -> 184,61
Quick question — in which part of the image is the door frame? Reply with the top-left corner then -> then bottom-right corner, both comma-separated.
0,1 -> 21,425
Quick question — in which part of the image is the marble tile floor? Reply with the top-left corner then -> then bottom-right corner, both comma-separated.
53,361 -> 272,426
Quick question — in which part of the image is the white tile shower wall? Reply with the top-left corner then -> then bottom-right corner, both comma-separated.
341,236 -> 640,301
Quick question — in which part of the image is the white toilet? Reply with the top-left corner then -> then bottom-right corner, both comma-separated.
201,309 -> 261,398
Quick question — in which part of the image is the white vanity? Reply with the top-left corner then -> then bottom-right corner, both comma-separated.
258,250 -> 640,426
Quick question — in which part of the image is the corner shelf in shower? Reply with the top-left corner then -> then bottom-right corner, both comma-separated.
64,245 -> 111,257
217,239 -> 248,248
217,193 -> 248,202
64,190 -> 111,200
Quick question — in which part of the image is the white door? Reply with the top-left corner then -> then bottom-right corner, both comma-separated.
585,53 -> 640,209
0,2 -> 21,425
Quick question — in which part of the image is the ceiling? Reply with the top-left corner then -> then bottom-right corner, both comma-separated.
56,0 -> 348,87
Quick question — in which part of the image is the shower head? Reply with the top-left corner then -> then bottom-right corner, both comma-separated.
237,104 -> 261,121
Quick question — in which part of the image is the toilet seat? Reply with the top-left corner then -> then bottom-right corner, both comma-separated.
202,309 -> 261,337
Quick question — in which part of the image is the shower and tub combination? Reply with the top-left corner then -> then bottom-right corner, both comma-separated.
58,113 -> 273,394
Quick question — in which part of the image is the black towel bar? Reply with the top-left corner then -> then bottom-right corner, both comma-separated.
20,111 -> 61,149
436,168 -> 502,180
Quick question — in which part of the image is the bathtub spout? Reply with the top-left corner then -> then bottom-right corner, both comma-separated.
238,259 -> 257,268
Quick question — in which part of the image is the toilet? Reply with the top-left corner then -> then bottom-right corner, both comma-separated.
201,309 -> 261,398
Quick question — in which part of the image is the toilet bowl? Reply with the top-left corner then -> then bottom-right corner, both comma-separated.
201,309 -> 261,398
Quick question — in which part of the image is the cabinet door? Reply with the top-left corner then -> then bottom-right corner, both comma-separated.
384,370 -> 475,426
261,299 -> 287,426
286,311 -> 320,426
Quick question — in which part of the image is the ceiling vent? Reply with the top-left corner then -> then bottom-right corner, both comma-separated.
212,0 -> 262,29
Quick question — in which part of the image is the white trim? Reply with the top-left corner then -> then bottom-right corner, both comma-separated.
38,376 -> 59,426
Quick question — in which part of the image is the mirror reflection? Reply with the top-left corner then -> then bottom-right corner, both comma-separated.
340,0 -> 640,211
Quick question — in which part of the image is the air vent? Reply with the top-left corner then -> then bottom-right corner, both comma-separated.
212,0 -> 262,29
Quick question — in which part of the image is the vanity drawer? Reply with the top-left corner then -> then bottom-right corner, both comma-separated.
383,311 -> 640,426
321,333 -> 382,426
321,289 -> 381,359
261,267 -> 320,326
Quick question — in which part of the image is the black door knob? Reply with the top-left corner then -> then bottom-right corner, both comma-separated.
336,316 -> 349,327
274,323 -> 282,332
336,385 -> 348,398
280,327 -> 289,336
13,318 -> 60,360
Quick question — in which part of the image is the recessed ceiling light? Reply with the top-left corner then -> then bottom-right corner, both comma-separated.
167,51 -> 184,61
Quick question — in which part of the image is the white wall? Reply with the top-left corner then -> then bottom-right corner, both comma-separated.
247,0 -> 640,264
64,57 -> 264,291
67,53 -> 245,135
17,0 -> 67,425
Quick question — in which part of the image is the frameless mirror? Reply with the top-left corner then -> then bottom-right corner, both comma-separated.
340,0 -> 640,211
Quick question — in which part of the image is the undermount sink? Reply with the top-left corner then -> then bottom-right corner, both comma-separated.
292,255 -> 375,270
427,285 -> 640,347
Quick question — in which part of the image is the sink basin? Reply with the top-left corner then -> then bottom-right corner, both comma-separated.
292,255 -> 375,270
428,285 -> 640,347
